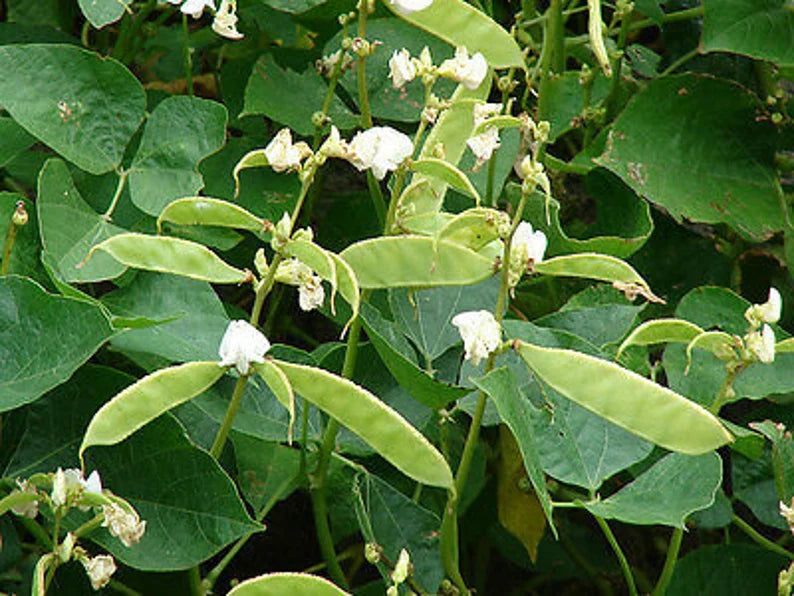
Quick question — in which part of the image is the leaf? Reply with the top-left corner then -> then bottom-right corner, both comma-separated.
596,74 -> 784,241
0,44 -> 145,174
84,233 -> 251,283
0,275 -> 113,411
242,54 -> 358,136
340,236 -> 495,289
77,0 -> 131,28
228,572 -> 350,596
540,71 -> 611,141
702,0 -> 794,66
273,360 -> 454,488
85,415 -> 261,570
233,435 -> 302,512
473,367 -> 555,536
0,116 -> 35,167
79,362 -> 226,460
101,272 -> 230,363
617,318 -> 704,359
37,159 -> 128,283
514,341 -> 733,455
750,420 -> 794,503
387,0 -> 524,68
583,452 -> 722,527
128,96 -> 227,216
410,158 -> 481,203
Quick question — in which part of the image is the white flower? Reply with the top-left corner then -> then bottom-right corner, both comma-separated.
82,555 -> 116,591
389,0 -> 434,14
452,310 -> 502,366
782,499 -> 794,529
168,0 -> 215,18
218,320 -> 271,375
264,128 -> 312,173
10,479 -> 39,518
318,126 -> 349,161
102,503 -> 147,548
747,324 -> 776,364
746,287 -> 782,326
391,548 -> 411,584
466,127 -> 501,170
276,259 -> 325,312
473,102 -> 503,126
511,221 -> 547,265
439,47 -> 488,90
298,277 -> 325,312
212,0 -> 243,40
83,470 -> 103,494
347,126 -> 414,180
388,49 -> 416,89
52,468 -> 93,507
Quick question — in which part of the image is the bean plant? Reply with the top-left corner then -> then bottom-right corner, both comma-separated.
1,0 -> 794,594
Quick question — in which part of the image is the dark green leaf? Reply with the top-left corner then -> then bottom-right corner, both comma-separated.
78,0 -> 131,28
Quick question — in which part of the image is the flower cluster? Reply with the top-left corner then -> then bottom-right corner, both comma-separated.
743,288 -> 781,364
452,310 -> 502,366
166,0 -> 243,40
389,0 -> 434,14
507,221 -> 547,288
51,467 -> 103,509
276,258 -> 326,312
387,45 -> 488,91
102,502 -> 148,547
218,320 -> 271,375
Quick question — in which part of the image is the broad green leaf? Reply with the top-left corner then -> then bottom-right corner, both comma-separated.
79,361 -> 226,460
340,236 -> 495,289
583,452 -> 722,527
4,366 -> 131,478
721,418 -> 764,459
617,318 -> 704,359
0,117 -> 35,167
515,341 -> 733,455
702,0 -> 794,66
253,360 -> 295,442
157,197 -> 265,234
78,0 -> 130,28
596,75 -> 784,241
751,420 -> 794,503
360,303 -> 470,409
37,159 -> 128,283
228,572 -> 349,596
733,450 -> 784,529
667,544 -> 788,596
84,233 -> 250,283
0,275 -> 113,410
0,44 -> 145,174
258,0 -> 328,13
540,71 -> 610,141
242,54 -> 358,136
85,415 -> 261,570
101,272 -> 230,363
274,360 -> 454,488
534,252 -> 663,303
387,0 -> 524,68
410,158 -> 481,203
233,435 -> 302,512
129,96 -> 227,215
473,367 -> 556,535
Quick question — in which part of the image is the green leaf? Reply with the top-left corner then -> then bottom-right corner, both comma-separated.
410,158 -> 481,203
0,44 -> 145,174
751,420 -> 794,503
101,272 -> 230,363
242,54 -> 358,136
0,117 -> 35,167
596,74 -> 784,241
37,159 -> 128,283
702,0 -> 794,66
340,236 -> 495,289
85,415 -> 261,570
233,435 -> 302,512
83,233 -> 251,283
582,452 -> 722,527
129,96 -> 227,216
514,341 -> 733,455
79,361 -> 226,460
473,367 -> 556,535
617,318 -> 704,359
228,572 -> 350,596
0,275 -> 113,410
274,360 -> 454,488
387,0 -> 524,68
77,0 -> 130,28
541,71 -> 610,141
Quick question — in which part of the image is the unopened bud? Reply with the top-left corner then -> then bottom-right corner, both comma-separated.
254,249 -> 268,277
341,37 -> 352,51
312,111 -> 328,128
772,112 -> 784,124
12,201 -> 28,226
351,37 -> 370,57
364,542 -> 381,564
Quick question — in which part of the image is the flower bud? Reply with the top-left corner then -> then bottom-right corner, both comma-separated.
392,548 -> 411,584
12,201 -> 28,226
82,554 -> 117,591
364,542 -> 382,564
254,249 -> 268,277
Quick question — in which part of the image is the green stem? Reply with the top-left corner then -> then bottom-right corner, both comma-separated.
651,527 -> 683,596
103,170 -> 128,222
537,0 -> 563,121
594,515 -> 638,596
188,566 -> 202,596
709,364 -> 745,415
659,47 -> 699,77
605,3 -> 632,120
1,210 -> 20,276
543,153 -> 591,175
356,6 -> 373,128
628,5 -> 704,32
73,513 -> 104,539
209,373 -> 249,459
733,514 -> 794,560
108,579 -> 143,596
312,53 -> 348,150
182,13 -> 193,97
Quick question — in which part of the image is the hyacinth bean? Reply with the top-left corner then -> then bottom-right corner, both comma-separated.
82,233 -> 250,284
340,236 -> 495,289
437,207 -> 504,252
79,362 -> 226,461
685,331 -> 737,372
514,341 -> 733,455
616,318 -> 705,359
472,115 -> 523,136
228,572 -> 350,596
533,252 -> 664,303
273,360 -> 454,489
776,338 -> 794,354
410,158 -> 482,204
252,360 -> 295,443
232,148 -> 268,197
157,197 -> 265,234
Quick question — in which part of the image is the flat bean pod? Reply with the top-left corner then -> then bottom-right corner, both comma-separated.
410,158 -> 481,204
228,572 -> 350,596
157,197 -> 265,234
253,360 -> 295,443
616,318 -> 704,359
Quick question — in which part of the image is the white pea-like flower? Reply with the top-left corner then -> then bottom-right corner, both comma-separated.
391,548 -> 411,584
275,259 -> 326,312
389,0 -> 434,14
218,320 -> 271,375
511,221 -> 547,265
439,47 -> 488,90
102,502 -> 147,548
781,499 -> 794,530
747,324 -> 776,364
212,0 -> 243,40
10,479 -> 39,518
746,287 -> 782,326
388,49 -> 417,89
318,126 -> 349,161
347,126 -> 414,180
82,555 -> 117,591
264,128 -> 312,173
473,102 -> 503,126
52,468 -> 99,507
466,127 -> 501,170
167,0 -> 216,18
452,310 -> 502,366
